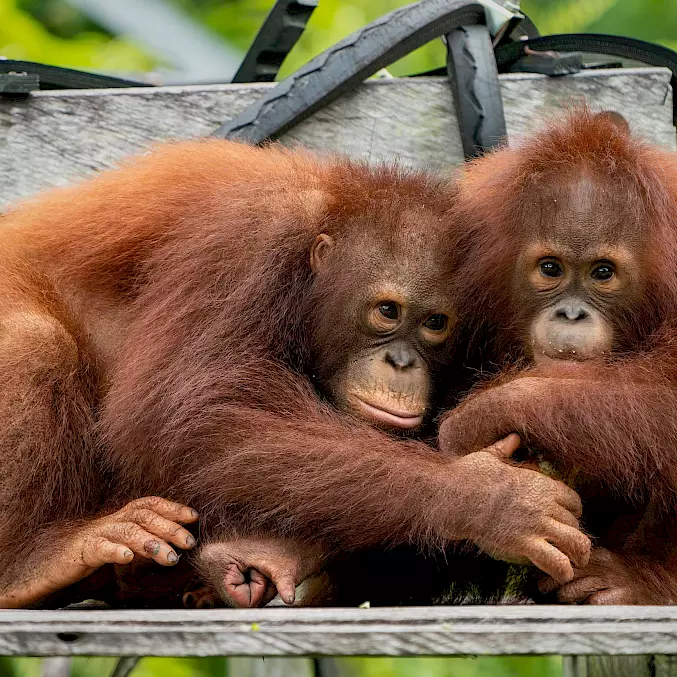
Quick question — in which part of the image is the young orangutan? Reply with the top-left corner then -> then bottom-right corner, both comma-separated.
0,140 -> 589,609
438,109 -> 677,604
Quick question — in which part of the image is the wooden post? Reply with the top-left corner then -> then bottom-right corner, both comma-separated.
565,655 -> 677,677
41,657 -> 72,677
227,657 -> 316,677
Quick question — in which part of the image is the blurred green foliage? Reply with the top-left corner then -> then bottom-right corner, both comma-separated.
1,0 -> 155,72
1,655 -> 564,677
3,0 -> 677,79
1,0 -> 676,675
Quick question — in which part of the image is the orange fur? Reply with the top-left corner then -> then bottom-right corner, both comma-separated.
440,109 -> 677,604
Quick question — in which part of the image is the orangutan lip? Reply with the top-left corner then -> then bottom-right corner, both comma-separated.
352,397 -> 423,429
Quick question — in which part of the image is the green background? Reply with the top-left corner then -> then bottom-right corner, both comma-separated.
1,0 -> 675,674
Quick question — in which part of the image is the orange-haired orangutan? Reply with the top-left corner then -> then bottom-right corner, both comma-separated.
439,109 -> 677,604
0,140 -> 589,609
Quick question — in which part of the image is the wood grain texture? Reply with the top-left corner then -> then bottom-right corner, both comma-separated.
564,655 -> 677,677
0,67 -> 673,208
228,657 -> 316,677
0,606 -> 676,657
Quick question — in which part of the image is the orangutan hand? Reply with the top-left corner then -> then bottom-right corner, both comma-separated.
444,435 -> 590,585
192,537 -> 324,608
0,497 -> 198,608
539,547 -> 675,604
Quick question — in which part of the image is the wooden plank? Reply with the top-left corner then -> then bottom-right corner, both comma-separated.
565,654 -> 677,677
228,657 -> 316,677
40,657 -> 72,677
0,67 -> 672,208
656,656 -> 677,677
0,607 -> 676,657
564,655 -> 655,677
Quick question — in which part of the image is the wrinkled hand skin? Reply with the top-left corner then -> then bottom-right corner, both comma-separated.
183,582 -> 222,609
539,547 -> 677,605
445,435 -> 591,585
183,570 -> 336,609
0,497 -> 198,609
191,537 -> 325,608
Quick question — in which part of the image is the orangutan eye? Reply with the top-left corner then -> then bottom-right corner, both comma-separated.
377,302 -> 400,321
539,259 -> 563,278
591,263 -> 615,281
423,314 -> 448,332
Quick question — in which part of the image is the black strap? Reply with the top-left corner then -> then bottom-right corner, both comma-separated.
231,0 -> 318,83
506,48 -> 583,76
445,24 -> 506,158
0,71 -> 40,98
495,34 -> 677,123
214,0 -> 487,143
0,60 -> 149,90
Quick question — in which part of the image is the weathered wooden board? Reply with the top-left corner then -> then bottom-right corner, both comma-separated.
1,606 -> 677,657
0,67 -> 673,208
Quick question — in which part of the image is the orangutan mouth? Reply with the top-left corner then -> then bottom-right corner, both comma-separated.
352,396 -> 424,429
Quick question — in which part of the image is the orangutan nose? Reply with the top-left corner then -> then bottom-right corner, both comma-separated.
385,345 -> 418,370
553,303 -> 590,323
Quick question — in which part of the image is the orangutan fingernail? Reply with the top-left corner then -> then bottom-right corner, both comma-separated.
286,595 -> 295,605
123,550 -> 133,559
191,509 -> 199,519
167,551 -> 178,564
186,535 -> 197,548
144,539 -> 161,556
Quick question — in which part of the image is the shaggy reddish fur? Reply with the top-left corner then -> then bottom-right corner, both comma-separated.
453,110 -> 677,359
0,140 -> 477,606
440,109 -> 677,603
0,138 -> 589,608
94,144 -> 461,550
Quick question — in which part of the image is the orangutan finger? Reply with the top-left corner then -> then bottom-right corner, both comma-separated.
557,577 -> 606,604
587,588 -> 629,605
183,591 -> 198,609
183,585 -> 217,609
82,537 -> 134,568
261,583 -> 280,607
537,575 -> 560,595
124,497 -> 199,524
484,434 -> 521,460
196,596 -> 216,609
126,509 -> 197,550
248,569 -> 273,607
270,572 -> 297,606
544,521 -> 591,569
587,547 -> 616,567
222,564 -> 271,608
548,504 -> 580,530
102,522 -> 179,566
554,485 -> 583,518
525,540 -> 574,585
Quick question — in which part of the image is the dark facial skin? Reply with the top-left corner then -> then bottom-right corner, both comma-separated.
516,173 -> 645,361
309,232 -> 455,430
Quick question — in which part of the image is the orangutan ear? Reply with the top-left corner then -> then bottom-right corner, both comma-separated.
594,111 -> 630,134
310,234 -> 335,274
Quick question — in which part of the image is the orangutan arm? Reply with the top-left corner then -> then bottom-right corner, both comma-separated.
438,359 -> 677,506
173,408 -> 589,585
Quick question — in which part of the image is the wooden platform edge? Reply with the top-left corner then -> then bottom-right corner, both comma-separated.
1,606 -> 677,657
0,67 -> 674,207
